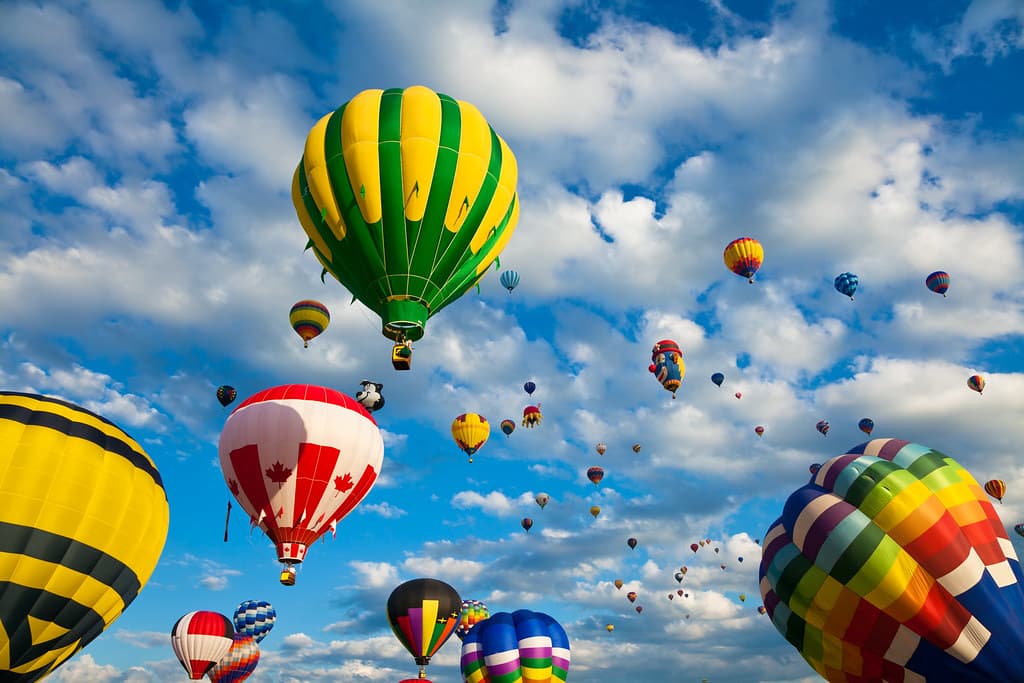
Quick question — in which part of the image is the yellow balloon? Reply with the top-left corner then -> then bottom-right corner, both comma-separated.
589,505 -> 601,519
0,392 -> 169,679
451,413 -> 490,463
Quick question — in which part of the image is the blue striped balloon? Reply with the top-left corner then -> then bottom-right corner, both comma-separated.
461,609 -> 570,682
233,600 -> 276,643
499,269 -> 520,293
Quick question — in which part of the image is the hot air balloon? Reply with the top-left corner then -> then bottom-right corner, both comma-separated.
387,578 -> 462,681
984,479 -> 1006,503
758,605 -> 767,615
816,420 -> 830,436
834,272 -> 859,300
587,466 -> 605,486
460,609 -> 570,683
355,380 -> 385,413
217,385 -> 237,407
0,392 -> 170,681
207,633 -> 260,683
589,505 -> 601,519
218,385 -> 384,583
755,425 -> 765,437
521,517 -> 533,532
926,270 -> 950,297
596,442 -> 607,456
1015,524 -> 1024,539
627,537 -> 638,549
675,572 -> 685,583
724,237 -> 764,283
858,417 -> 874,435
968,374 -> 986,394
627,592 -> 638,603
649,339 -> 685,398
739,594 -> 746,602
711,372 -> 725,387
523,381 -> 536,396
759,438 -> 1024,682
809,462 -> 821,474
500,419 -> 515,437
499,269 -> 520,293
605,624 -> 614,632
289,300 -> 330,347
714,546 -> 720,553
171,611 -> 234,681
292,86 -> 520,369
614,579 -> 624,590
232,600 -> 276,644
691,543 -> 699,553
522,404 -> 542,428
452,413 -> 490,463
535,492 -> 550,510
635,605 -> 644,614
735,392 -> 742,399
677,589 -> 684,596
632,443 -> 641,453
456,600 -> 490,641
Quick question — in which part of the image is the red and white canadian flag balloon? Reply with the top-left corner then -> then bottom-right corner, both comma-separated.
218,384 -> 384,583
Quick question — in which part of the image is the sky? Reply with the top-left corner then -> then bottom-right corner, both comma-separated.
1,0 -> 1023,681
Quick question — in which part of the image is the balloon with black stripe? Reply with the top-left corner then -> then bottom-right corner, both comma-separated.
0,391 -> 169,681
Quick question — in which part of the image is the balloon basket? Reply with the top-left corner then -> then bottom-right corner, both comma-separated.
392,342 -> 413,371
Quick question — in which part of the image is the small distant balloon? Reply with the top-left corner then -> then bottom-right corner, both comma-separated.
589,505 -> 601,519
711,372 -> 725,387
632,443 -> 642,453
926,270 -> 950,297
499,269 -> 520,293
521,517 -> 534,532
735,392 -> 742,399
858,417 -> 874,435
606,624 -> 615,632
809,463 -> 821,474
690,543 -> 699,553
627,537 -> 638,549
535,493 -> 550,510
523,381 -> 536,395
984,479 -> 1006,503
816,420 -> 830,437
758,605 -> 767,615
289,299 -> 330,347
522,404 -> 543,428
724,237 -> 764,283
650,339 -> 685,398
675,571 -> 684,583
614,579 -> 624,590
596,442 -> 607,456
500,419 -> 516,437
217,385 -> 237,407
755,425 -> 765,437
587,466 -> 605,486
635,605 -> 643,614
968,374 -> 985,394
834,272 -> 859,300
627,592 -> 637,603
739,593 -> 747,602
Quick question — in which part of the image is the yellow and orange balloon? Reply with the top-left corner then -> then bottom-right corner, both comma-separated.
724,237 -> 764,283
452,413 -> 490,463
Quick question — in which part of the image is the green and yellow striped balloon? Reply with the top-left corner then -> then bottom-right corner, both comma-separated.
0,392 -> 169,681
292,85 -> 520,343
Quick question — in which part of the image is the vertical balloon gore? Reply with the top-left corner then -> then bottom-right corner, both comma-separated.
461,609 -> 570,683
724,237 -> 764,282
387,578 -> 462,669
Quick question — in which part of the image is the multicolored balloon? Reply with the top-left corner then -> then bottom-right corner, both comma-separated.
535,492 -> 550,510
460,609 -> 570,683
711,372 -> 725,387
614,579 -> 624,590
834,272 -> 859,300
499,269 -> 520,293
217,385 -> 237,407
522,404 -> 542,428
858,417 -> 874,435
232,600 -> 276,644
589,505 -> 601,519
968,374 -> 986,394
452,413 -> 490,463
289,300 -> 330,347
218,385 -> 384,581
755,425 -> 765,437
457,600 -> 490,641
587,466 -> 605,486
387,578 -> 462,676
207,633 -> 260,683
500,419 -> 515,437
0,392 -> 169,680
627,591 -> 638,603
171,611 -> 234,680
521,517 -> 533,532
596,442 -> 607,456
632,443 -> 642,453
759,438 -> 1024,682
724,237 -> 764,283
816,420 -> 830,437
627,537 -> 638,549
649,339 -> 685,398
292,86 -> 520,349
926,270 -> 950,297
984,479 -> 1006,503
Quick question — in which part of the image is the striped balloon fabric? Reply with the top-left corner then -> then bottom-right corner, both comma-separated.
499,269 -> 520,292
461,609 -> 570,683
759,438 -> 1024,682
171,610 -> 234,680
232,600 -> 276,643
723,236 -> 764,282
207,633 -> 259,683
926,270 -> 950,297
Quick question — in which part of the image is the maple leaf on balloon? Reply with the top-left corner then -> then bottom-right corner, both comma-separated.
228,479 -> 239,496
334,472 -> 354,493
265,461 -> 292,485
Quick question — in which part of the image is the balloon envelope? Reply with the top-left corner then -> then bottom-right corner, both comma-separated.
587,466 -> 604,485
207,633 -> 260,683
834,272 -> 859,299
521,517 -> 533,532
233,600 -> 276,644
387,578 -> 462,667
292,86 -> 520,344
171,611 -> 234,680
759,438 -> 1024,682
724,237 -> 764,282
858,417 -> 874,435
535,493 -> 550,509
0,392 -> 169,680
500,419 -> 515,437
984,479 -> 1006,502
968,375 -> 985,394
711,372 -> 725,387
499,269 -> 520,292
926,270 -> 950,296
452,413 -> 490,462
523,381 -> 536,395
461,609 -> 570,683
289,300 -> 330,347
457,600 -> 490,641
217,385 -> 237,407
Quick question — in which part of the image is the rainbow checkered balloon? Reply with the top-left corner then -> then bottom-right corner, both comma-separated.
460,609 -> 569,683
207,633 -> 259,683
457,599 -> 490,641
759,438 -> 1024,681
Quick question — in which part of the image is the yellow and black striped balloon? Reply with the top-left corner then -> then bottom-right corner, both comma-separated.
0,392 -> 169,681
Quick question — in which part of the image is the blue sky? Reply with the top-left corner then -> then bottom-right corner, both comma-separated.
2,1 -> 1023,681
